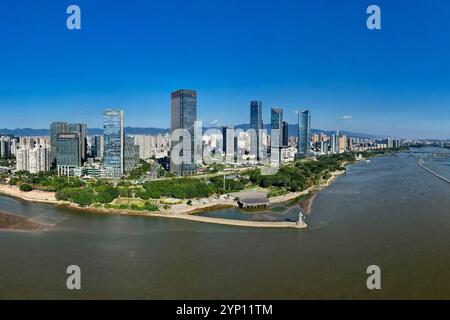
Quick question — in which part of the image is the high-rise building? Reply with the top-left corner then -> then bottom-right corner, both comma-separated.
320,140 -> 329,154
348,137 -> 353,150
50,122 -> 68,166
10,138 -> 17,157
68,123 -> 87,162
103,109 -> 124,178
29,145 -> 51,174
124,136 -> 140,174
250,101 -> 263,160
222,126 -> 235,160
156,133 -> 170,148
312,133 -> 319,144
133,135 -> 153,160
388,138 -> 400,149
339,135 -> 347,152
170,89 -> 197,176
15,147 -> 28,172
133,134 -> 171,160
271,107 -> 283,162
50,122 -> 87,166
56,133 -> 81,167
93,135 -> 104,160
297,110 -> 311,158
282,121 -> 289,147
331,130 -> 339,154
16,144 -> 50,174
0,136 -> 12,159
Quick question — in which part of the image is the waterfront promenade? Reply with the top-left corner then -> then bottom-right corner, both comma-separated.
153,212 -> 307,229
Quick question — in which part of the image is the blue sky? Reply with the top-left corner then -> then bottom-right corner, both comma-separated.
1,0 -> 450,138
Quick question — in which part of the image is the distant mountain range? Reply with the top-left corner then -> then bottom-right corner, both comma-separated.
0,125 -> 380,139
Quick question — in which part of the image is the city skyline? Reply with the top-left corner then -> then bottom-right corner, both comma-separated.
3,0 -> 450,304
1,1 -> 450,139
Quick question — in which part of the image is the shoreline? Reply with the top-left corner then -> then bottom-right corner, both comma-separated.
268,169 -> 346,205
0,186 -> 304,229
0,184 -> 62,205
0,164 -> 351,229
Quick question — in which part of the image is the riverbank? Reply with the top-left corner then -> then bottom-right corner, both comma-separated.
268,169 -> 346,205
0,184 -> 61,204
0,186 -> 306,229
0,164 -> 348,229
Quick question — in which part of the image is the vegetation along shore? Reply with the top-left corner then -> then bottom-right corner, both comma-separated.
0,151 -> 392,228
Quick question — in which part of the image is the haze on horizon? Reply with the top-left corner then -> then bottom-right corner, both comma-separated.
1,0 -> 450,139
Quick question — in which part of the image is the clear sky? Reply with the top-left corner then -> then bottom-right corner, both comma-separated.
1,0 -> 450,139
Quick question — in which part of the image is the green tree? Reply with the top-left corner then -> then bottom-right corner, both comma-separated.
95,185 -> 119,203
19,184 -> 33,192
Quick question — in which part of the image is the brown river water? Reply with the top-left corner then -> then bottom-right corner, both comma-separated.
0,151 -> 449,299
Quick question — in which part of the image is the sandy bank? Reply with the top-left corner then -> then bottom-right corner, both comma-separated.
269,169 -> 346,204
0,184 -> 61,204
0,166 -> 348,229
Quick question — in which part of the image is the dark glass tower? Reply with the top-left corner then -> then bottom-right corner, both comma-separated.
170,89 -> 197,176
50,122 -> 87,167
68,123 -> 87,162
55,133 -> 81,167
297,110 -> 311,157
250,101 -> 263,160
50,122 -> 68,167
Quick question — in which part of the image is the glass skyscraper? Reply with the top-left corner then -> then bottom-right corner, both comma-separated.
271,107 -> 283,162
103,109 -> 124,178
50,122 -> 68,167
50,122 -> 87,167
124,136 -> 140,174
250,101 -> 263,160
170,89 -> 197,176
55,133 -> 81,167
68,123 -> 87,163
297,110 -> 311,157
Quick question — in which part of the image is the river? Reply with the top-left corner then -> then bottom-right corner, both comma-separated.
1,151 -> 449,299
